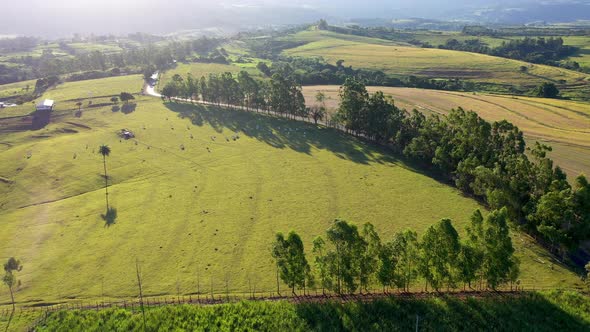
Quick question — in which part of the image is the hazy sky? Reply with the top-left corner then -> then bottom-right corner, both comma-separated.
1,0 -> 589,37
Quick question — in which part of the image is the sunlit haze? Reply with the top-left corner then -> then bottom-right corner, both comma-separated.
2,0 -> 590,37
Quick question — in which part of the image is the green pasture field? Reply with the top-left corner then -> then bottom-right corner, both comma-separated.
0,80 -> 37,99
0,78 -> 583,308
0,80 -> 36,119
66,43 -> 122,54
158,63 -> 262,89
0,104 -> 35,119
0,43 -> 70,61
285,29 -> 405,46
0,41 -> 123,60
563,36 -> 590,68
0,75 -> 142,104
157,40 -> 269,88
37,74 -> 144,118
0,76 -> 143,120
399,31 -> 509,48
374,30 -> 590,72
41,75 -> 144,102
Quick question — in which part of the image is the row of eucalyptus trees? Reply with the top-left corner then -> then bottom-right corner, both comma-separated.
272,208 -> 520,295
160,70 -> 311,121
335,78 -> 590,258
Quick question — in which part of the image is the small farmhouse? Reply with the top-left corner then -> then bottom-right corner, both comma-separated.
118,129 -> 135,139
36,99 -> 55,112
32,99 -> 55,129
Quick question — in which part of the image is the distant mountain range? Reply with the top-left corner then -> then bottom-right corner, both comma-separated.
1,0 -> 590,37
455,2 -> 590,24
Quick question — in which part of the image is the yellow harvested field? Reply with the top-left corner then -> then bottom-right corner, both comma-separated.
303,86 -> 590,178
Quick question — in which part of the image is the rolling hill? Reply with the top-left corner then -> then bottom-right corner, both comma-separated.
303,86 -> 590,179
283,29 -> 590,99
0,77 -> 583,308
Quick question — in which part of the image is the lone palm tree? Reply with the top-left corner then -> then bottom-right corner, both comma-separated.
99,145 -> 111,211
3,257 -> 22,312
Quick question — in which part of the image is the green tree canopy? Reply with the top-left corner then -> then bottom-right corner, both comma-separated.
272,231 -> 310,295
3,257 -> 22,310
482,208 -> 519,289
419,218 -> 461,292
325,219 -> 365,294
532,82 -> 559,98
337,77 -> 368,134
120,92 -> 135,103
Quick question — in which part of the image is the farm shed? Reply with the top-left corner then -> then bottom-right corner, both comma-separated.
118,129 -> 135,139
32,99 -> 55,129
36,99 -> 55,112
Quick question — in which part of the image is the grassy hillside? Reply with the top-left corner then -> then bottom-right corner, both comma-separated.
0,80 -> 38,119
42,75 -> 144,101
415,32 -> 508,48
284,30 -> 590,98
0,75 -> 144,120
0,43 -> 69,63
0,41 -> 125,64
563,36 -> 590,68
0,78 -> 583,307
303,86 -> 590,179
284,29 -> 406,46
0,80 -> 37,99
24,291 -> 590,332
67,42 -> 122,54
157,63 -> 262,90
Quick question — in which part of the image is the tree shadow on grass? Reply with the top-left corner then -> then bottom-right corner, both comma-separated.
3,309 -> 14,332
294,292 -> 590,331
121,103 -> 137,114
101,207 -> 118,227
164,102 -> 399,166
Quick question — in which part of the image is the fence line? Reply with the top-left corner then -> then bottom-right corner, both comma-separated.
1,284 -> 587,319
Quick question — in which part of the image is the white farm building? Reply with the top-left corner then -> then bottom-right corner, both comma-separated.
36,99 -> 55,112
